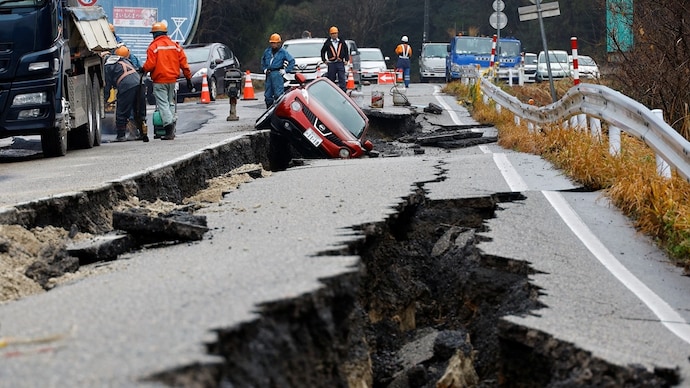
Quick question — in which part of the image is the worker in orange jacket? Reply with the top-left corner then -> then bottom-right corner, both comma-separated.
141,21 -> 192,140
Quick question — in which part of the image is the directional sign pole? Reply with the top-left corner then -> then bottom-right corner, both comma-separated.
536,0 -> 558,102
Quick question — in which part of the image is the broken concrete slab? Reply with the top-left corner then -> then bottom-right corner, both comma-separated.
67,233 -> 136,265
113,209 -> 209,242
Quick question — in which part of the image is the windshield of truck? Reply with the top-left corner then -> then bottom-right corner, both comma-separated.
423,44 -> 447,58
498,41 -> 520,57
308,79 -> 366,138
454,37 -> 492,55
283,41 -> 324,58
185,47 -> 210,64
0,0 -> 43,7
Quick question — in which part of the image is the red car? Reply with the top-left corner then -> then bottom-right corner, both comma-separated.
255,73 -> 373,170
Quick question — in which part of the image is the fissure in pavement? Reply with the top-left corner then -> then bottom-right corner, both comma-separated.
149,192 -> 678,387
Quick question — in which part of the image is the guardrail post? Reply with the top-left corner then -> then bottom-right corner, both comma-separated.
652,109 -> 672,178
514,115 -> 520,126
590,117 -> 602,139
577,114 -> 588,131
496,104 -> 502,114
609,125 -> 621,155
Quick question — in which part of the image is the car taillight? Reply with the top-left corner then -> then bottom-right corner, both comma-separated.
338,148 -> 351,158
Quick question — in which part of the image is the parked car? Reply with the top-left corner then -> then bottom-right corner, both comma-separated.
535,50 -> 570,82
145,42 -> 241,104
419,42 -> 448,83
255,73 -> 373,170
283,37 -> 359,84
359,48 -> 389,83
283,37 -> 327,81
571,55 -> 600,79
523,52 -> 537,83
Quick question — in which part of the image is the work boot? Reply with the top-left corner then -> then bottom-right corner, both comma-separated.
115,130 -> 127,142
160,123 -> 175,140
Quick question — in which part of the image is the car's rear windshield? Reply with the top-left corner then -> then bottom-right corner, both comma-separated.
283,42 -> 323,58
307,80 -> 366,138
185,48 -> 210,64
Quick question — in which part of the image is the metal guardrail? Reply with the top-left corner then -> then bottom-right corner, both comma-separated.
478,77 -> 690,182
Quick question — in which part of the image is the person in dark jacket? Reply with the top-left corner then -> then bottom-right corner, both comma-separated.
261,33 -> 295,108
104,46 -> 146,142
320,26 -> 349,91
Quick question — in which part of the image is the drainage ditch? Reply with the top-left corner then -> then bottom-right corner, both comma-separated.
149,191 -> 678,387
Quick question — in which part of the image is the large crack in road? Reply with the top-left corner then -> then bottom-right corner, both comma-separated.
0,117 -> 682,386
147,189 -> 678,387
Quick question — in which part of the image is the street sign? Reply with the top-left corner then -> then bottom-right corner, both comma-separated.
489,12 -> 508,29
377,72 -> 395,85
492,0 -> 505,12
518,1 -> 560,22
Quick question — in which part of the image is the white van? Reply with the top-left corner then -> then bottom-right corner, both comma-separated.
419,42 -> 447,83
535,50 -> 570,82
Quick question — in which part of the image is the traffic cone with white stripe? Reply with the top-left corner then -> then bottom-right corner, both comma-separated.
346,68 -> 355,90
199,73 -> 211,104
241,70 -> 257,100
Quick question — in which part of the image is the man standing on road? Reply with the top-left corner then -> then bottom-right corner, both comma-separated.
261,33 -> 295,108
104,46 -> 146,142
141,21 -> 192,140
321,26 -> 349,91
395,35 -> 412,88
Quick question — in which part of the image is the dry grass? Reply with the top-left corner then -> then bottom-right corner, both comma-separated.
443,81 -> 690,268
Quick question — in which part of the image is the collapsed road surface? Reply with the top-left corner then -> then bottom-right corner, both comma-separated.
0,84 -> 690,386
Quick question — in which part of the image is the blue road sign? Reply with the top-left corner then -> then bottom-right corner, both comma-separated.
80,0 -> 201,61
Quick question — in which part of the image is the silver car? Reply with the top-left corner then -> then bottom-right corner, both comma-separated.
358,48 -> 389,83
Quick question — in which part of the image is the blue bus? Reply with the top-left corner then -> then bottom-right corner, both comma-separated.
445,35 -> 522,81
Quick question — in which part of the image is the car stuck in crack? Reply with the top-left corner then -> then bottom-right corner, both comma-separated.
255,73 -> 373,170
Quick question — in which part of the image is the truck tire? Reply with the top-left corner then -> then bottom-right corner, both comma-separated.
41,127 -> 67,157
91,74 -> 102,146
68,75 -> 97,149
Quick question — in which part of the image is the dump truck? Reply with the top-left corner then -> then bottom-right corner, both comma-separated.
0,0 -> 118,157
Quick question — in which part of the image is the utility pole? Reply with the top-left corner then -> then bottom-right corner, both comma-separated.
423,0 -> 429,43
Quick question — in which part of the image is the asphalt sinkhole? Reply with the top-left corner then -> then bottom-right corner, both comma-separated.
150,191 -> 679,387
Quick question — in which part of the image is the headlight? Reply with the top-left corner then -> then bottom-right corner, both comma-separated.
290,100 -> 302,111
29,61 -> 50,71
13,92 -> 47,106
338,148 -> 351,158
192,67 -> 207,78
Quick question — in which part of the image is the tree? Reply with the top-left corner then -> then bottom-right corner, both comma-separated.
607,0 -> 690,137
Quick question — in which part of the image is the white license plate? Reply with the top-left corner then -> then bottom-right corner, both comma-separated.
303,128 -> 323,147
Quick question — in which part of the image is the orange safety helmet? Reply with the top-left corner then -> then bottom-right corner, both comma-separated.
269,33 -> 281,43
109,23 -> 115,33
329,26 -> 339,34
115,45 -> 130,58
150,22 -> 167,33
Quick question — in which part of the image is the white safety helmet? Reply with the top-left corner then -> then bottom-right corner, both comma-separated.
401,35 -> 409,43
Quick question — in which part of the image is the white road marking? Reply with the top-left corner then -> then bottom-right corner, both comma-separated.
457,102 -> 690,345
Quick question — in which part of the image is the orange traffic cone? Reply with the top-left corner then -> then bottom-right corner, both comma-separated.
199,73 -> 211,104
346,69 -> 355,90
242,70 -> 257,100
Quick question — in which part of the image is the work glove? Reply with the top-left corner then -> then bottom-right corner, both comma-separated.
186,78 -> 193,90
279,69 -> 286,76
